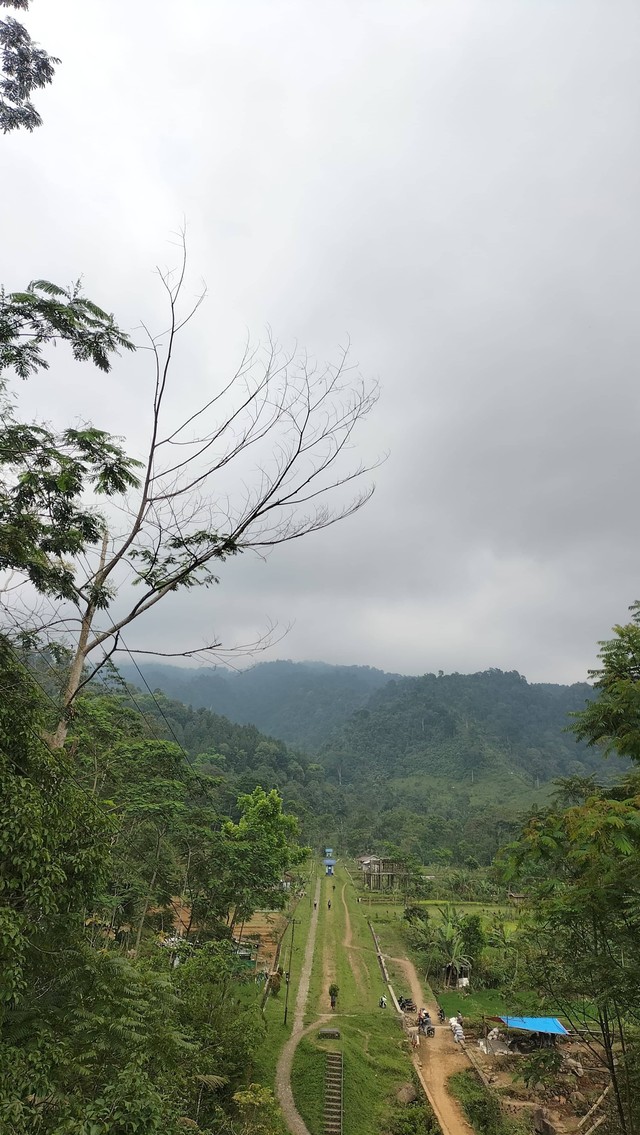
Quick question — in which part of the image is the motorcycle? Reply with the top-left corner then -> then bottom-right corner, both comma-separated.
398,996 -> 417,1012
437,1006 -> 445,1023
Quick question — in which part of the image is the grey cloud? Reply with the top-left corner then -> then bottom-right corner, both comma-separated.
3,0 -> 640,684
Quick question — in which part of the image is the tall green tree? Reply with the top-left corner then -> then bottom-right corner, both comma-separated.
502,775 -> 640,1135
573,600 -> 640,763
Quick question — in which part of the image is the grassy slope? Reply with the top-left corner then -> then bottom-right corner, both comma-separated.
448,1071 -> 532,1135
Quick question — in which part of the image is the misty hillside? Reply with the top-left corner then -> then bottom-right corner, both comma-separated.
118,660 -> 605,789
118,659 -> 396,751
317,668 -> 601,786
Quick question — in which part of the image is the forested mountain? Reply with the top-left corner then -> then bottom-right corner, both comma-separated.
115,662 -> 608,867
318,668 -> 599,784
124,660 -> 598,784
119,659 -> 395,750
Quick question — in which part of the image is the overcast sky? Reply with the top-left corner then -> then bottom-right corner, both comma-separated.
3,0 -> 640,683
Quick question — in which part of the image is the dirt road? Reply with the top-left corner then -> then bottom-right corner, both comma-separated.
388,954 -> 473,1135
275,879 -> 322,1135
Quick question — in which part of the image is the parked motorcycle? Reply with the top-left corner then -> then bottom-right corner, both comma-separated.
398,996 -> 417,1012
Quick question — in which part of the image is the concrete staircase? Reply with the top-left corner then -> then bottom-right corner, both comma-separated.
324,1051 -> 343,1135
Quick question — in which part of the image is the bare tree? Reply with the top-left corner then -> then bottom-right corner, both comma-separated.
23,246 -> 380,746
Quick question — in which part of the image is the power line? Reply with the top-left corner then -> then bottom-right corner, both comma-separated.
115,638 -> 199,772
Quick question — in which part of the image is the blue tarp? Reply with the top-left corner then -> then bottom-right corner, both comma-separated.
491,1016 -> 568,1035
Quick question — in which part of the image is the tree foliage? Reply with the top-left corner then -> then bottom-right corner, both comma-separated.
573,600 -> 640,763
0,2 -> 59,133
502,774 -> 640,1134
0,279 -> 135,379
0,642 -> 306,1132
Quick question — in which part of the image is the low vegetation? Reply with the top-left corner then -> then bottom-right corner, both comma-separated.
448,1071 -> 531,1135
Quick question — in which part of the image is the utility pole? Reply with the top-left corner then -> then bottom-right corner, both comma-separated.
283,918 -> 298,1026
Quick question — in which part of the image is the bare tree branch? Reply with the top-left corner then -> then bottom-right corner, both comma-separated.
4,235 -> 381,746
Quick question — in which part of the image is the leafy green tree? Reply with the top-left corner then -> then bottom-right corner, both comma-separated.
502,776 -> 640,1134
573,600 -> 640,762
0,279 -> 138,612
487,920 -> 520,989
0,638 -> 107,1003
222,787 -> 308,929
428,906 -> 472,988
0,413 -> 142,604
458,913 -> 486,964
0,2 -> 59,133
176,943 -> 263,1128
232,1083 -> 281,1135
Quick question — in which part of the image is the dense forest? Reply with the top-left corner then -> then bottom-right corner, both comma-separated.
319,668 -> 599,783
129,660 -> 597,780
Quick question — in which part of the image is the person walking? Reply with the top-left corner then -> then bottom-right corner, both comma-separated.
327,900 -> 331,910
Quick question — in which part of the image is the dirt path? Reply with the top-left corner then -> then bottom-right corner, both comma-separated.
340,881 -> 366,997
387,954 -> 473,1135
275,879 -> 322,1135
